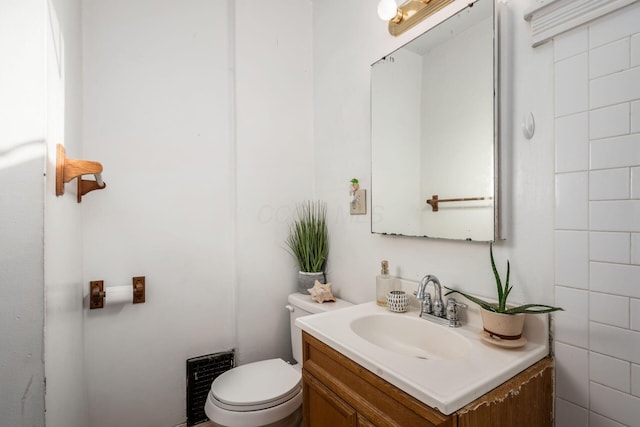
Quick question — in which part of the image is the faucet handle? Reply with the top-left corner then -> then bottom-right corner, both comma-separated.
446,298 -> 467,326
447,297 -> 467,309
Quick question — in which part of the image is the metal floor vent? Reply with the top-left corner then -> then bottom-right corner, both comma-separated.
186,350 -> 235,426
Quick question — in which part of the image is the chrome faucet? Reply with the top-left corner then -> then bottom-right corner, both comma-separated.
414,275 -> 466,327
415,275 -> 444,317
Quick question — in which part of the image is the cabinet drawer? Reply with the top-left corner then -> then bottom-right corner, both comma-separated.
303,370 -> 357,427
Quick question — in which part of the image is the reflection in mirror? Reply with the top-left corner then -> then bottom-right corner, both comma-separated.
371,0 -> 496,241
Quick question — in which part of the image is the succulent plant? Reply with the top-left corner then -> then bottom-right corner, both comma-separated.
445,244 -> 563,315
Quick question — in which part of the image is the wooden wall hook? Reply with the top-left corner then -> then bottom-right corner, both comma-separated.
56,144 -> 107,203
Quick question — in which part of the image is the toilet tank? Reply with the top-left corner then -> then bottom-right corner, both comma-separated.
287,292 -> 352,364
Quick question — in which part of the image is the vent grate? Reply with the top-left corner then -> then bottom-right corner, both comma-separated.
186,350 -> 235,426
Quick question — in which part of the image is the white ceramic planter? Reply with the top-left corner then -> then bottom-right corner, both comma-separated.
480,308 -> 526,339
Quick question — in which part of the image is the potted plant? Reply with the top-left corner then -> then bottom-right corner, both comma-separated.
286,200 -> 329,294
445,244 -> 562,340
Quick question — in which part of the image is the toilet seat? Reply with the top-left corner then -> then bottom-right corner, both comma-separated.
210,359 -> 301,412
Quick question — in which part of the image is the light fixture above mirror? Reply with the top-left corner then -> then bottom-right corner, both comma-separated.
377,0 -> 454,36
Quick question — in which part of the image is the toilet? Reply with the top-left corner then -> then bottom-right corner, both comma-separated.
204,292 -> 352,427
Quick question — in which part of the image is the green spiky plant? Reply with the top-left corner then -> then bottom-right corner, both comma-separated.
445,244 -> 563,315
286,201 -> 329,273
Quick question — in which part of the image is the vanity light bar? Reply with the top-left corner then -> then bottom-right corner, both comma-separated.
387,0 -> 454,36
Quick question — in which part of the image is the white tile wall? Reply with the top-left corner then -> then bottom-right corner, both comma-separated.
590,322 -> 640,364
590,352 -> 631,393
556,231 -> 589,288
555,53 -> 589,117
557,112 -> 588,172
554,4 -> 640,425
556,342 -> 590,407
590,232 -> 630,263
590,104 -> 629,140
590,133 -> 640,169
555,286 -> 589,347
590,292 -> 629,328
556,398 -> 589,427
591,134 -> 640,169
590,4 -> 640,47
632,34 -> 640,68
556,172 -> 589,229
632,234 -> 640,264
590,262 -> 640,298
632,101 -> 640,133
589,169 -> 629,200
590,67 -> 640,109
631,167 -> 640,199
632,364 -> 640,397
631,298 -> 640,331
589,39 -> 630,79
590,200 -> 640,232
590,412 -> 627,427
590,382 -> 640,426
555,27 -> 588,61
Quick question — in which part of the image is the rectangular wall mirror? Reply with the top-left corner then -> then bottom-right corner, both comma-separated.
371,0 -> 497,241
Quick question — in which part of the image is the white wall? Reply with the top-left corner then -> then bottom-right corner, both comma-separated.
312,0 -> 555,309
234,0 -> 314,365
19,1 -> 640,425
552,4 -> 640,426
0,1 -> 46,425
81,1 -> 235,425
80,0 -> 313,425
44,0 -> 89,426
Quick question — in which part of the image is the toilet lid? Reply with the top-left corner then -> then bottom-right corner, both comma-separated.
211,359 -> 301,411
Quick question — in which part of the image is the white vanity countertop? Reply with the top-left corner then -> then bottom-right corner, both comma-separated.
296,300 -> 549,415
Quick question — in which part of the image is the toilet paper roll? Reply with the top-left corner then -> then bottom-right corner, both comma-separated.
104,285 -> 131,305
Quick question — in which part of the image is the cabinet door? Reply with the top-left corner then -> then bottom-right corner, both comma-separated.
357,414 -> 376,427
456,358 -> 553,427
303,370 -> 357,427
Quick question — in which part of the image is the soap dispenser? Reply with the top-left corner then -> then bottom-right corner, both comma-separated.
376,260 -> 398,306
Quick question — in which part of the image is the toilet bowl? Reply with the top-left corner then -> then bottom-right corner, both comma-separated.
204,292 -> 352,427
204,359 -> 302,427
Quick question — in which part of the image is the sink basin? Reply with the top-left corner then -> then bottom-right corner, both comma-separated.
350,314 -> 471,360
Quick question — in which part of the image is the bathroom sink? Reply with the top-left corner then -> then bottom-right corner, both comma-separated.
350,314 -> 471,360
296,297 -> 549,415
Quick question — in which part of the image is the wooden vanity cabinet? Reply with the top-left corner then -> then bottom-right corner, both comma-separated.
302,331 -> 553,427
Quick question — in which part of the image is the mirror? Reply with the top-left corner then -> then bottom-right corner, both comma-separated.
371,0 -> 496,241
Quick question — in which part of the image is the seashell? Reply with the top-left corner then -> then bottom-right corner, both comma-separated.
308,280 -> 336,303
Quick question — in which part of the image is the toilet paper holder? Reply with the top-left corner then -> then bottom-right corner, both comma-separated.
90,276 -> 146,309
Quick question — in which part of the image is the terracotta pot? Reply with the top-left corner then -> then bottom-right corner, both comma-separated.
480,307 -> 526,340
298,271 -> 326,294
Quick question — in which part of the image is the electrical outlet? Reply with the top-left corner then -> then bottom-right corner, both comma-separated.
350,189 -> 366,215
